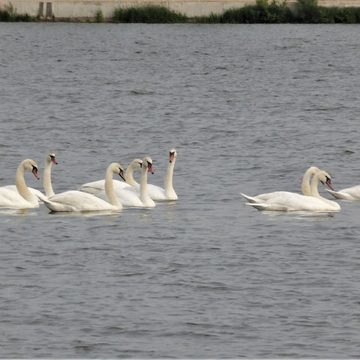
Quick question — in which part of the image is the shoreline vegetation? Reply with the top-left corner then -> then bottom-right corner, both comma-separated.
1,0 -> 360,23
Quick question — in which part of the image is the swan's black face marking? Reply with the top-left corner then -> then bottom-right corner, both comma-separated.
325,176 -> 334,190
169,151 -> 176,163
50,154 -> 58,165
32,165 -> 40,180
321,175 -> 333,190
119,168 -> 126,182
138,161 -> 143,168
147,161 -> 154,174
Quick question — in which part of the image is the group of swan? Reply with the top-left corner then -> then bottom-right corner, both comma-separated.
0,149 -> 178,212
241,166 -> 343,212
79,149 -> 178,204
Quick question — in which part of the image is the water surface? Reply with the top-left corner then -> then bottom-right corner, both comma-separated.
0,23 -> 360,357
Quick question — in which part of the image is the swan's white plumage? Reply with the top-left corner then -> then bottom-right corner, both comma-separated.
242,168 -> 341,212
0,159 -> 41,209
42,163 -> 124,212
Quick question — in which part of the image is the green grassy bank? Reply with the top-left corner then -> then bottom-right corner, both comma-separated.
112,1 -> 360,23
1,0 -> 360,23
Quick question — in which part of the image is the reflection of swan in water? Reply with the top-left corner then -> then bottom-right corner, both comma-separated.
327,184 -> 360,201
79,158 -> 142,195
0,208 -> 37,216
0,159 -> 41,209
145,149 -> 178,201
5,153 -> 58,202
242,166 -> 320,204
96,156 -> 156,208
48,209 -> 122,218
242,169 -> 341,212
42,163 -> 125,212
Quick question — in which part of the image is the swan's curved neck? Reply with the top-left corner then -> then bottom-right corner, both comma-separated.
310,174 -> 322,198
105,167 -> 122,209
164,159 -> 176,197
44,160 -> 54,197
301,167 -> 318,196
15,161 -> 33,201
125,164 -> 137,186
140,167 -> 153,206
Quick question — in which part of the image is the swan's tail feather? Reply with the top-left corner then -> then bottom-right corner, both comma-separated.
35,192 -> 48,203
41,197 -> 72,212
41,197 -> 56,212
326,189 -> 349,200
240,193 -> 259,203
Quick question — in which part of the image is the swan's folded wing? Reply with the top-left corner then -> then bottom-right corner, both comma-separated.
42,197 -> 74,212
3,185 -> 45,204
80,179 -> 131,195
0,188 -> 35,209
246,202 -> 289,211
147,183 -> 166,201
46,190 -> 118,212
241,191 -> 295,204
114,188 -> 143,207
79,180 -> 105,195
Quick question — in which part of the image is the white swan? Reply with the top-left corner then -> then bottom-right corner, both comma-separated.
43,153 -> 58,197
95,156 -> 156,208
242,166 -> 321,204
327,184 -> 360,201
145,148 -> 178,201
42,163 -> 125,212
5,153 -> 58,201
242,169 -> 341,212
0,159 -> 41,209
79,158 -> 142,195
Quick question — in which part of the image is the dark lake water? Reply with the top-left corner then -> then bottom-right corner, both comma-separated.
0,23 -> 360,357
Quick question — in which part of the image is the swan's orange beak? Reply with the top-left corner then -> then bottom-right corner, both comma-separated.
148,163 -> 154,174
32,167 -> 40,180
169,152 -> 175,163
52,158 -> 58,165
